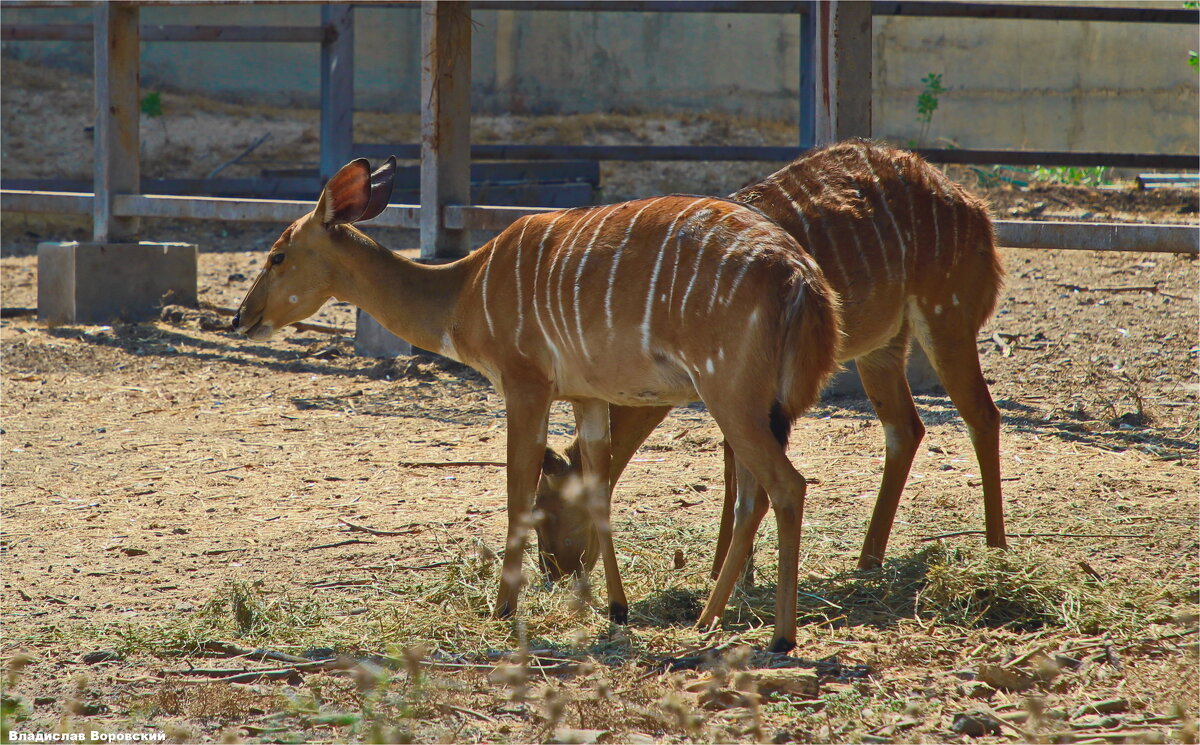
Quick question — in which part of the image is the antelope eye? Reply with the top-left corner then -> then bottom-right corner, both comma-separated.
271,253 -> 285,266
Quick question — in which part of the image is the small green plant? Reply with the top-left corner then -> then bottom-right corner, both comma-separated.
914,72 -> 946,145
139,91 -> 163,118
1190,50 -> 1198,71
1032,165 -> 1112,187
140,90 -> 169,144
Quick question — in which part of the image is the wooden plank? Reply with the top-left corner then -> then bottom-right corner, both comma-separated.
813,0 -> 872,145
420,0 -> 473,260
319,5 -> 354,182
6,190 -> 1197,253
4,177 -> 322,198
393,182 -> 595,208
444,205 -> 557,231
3,165 -> 596,200
112,194 -> 422,229
357,144 -> 804,161
92,3 -> 140,243
2,24 -> 327,43
996,220 -> 1199,255
356,144 -> 1198,169
1,190 -> 92,215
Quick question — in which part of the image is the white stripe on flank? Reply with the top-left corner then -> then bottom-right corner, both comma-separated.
479,238 -> 498,337
931,175 -> 942,264
848,220 -> 878,284
604,197 -> 667,330
664,208 -> 710,317
680,211 -> 739,317
571,203 -> 622,360
942,179 -> 960,263
706,227 -> 756,313
531,212 -> 568,361
723,245 -> 765,306
642,199 -> 706,352
789,173 -> 851,286
553,206 -> 608,359
904,166 -> 920,275
856,146 -> 905,281
511,217 -> 532,352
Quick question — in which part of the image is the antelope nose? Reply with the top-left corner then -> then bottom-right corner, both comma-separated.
230,312 -> 241,330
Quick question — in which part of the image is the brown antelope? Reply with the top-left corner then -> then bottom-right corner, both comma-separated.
536,139 -> 1006,583
232,157 -> 841,653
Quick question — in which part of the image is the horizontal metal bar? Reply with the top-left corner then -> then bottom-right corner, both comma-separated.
1,23 -> 327,43
918,149 -> 1200,170
468,1 -> 809,13
356,144 -> 807,162
872,1 -> 1198,24
996,220 -> 1199,254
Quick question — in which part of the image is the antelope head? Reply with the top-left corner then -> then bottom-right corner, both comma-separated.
233,157 -> 396,340
534,447 -> 600,580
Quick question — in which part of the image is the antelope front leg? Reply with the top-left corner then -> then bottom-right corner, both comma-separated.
495,384 -> 554,619
573,399 -> 628,623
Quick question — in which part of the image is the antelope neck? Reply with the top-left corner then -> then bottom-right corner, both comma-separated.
328,227 -> 476,354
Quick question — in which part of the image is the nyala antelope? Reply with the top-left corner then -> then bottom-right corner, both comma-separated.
536,139 -> 1007,585
233,157 -> 841,654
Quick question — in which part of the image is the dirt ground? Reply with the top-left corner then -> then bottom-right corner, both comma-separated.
2,57 -> 1199,743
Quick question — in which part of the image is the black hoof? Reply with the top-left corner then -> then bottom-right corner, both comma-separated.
609,602 -> 628,625
768,636 -> 796,655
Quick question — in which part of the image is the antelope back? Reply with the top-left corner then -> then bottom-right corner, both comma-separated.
454,195 -> 840,410
732,140 -> 1003,359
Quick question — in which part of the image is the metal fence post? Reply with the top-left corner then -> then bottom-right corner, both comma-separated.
420,0 -> 472,261
798,1 -> 816,150
93,2 -> 140,243
320,4 -> 354,182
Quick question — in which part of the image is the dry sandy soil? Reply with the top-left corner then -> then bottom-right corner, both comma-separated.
1,57 -> 1198,743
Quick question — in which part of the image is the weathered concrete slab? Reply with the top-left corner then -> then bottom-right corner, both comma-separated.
354,309 -> 412,357
37,241 -> 197,324
824,344 -> 942,399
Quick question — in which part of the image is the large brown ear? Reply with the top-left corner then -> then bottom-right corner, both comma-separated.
317,159 -> 372,227
359,156 -> 397,223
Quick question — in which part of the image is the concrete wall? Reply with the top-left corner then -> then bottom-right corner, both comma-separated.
2,4 -> 1196,154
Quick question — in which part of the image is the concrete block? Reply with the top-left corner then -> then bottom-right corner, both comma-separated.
37,241 -> 197,324
824,344 -> 943,399
354,308 -> 412,357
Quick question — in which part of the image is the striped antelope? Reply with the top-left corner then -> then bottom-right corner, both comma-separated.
232,157 -> 841,654
536,139 -> 1007,582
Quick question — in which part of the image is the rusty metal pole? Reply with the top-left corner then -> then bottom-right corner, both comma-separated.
419,0 -> 472,261
93,2 -> 140,242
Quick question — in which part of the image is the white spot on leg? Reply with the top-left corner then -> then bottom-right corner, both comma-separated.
952,294 -> 960,307
883,423 -> 906,459
706,358 -> 715,374
579,412 -> 608,443
440,332 -> 459,362
288,295 -> 298,304
934,304 -> 943,315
